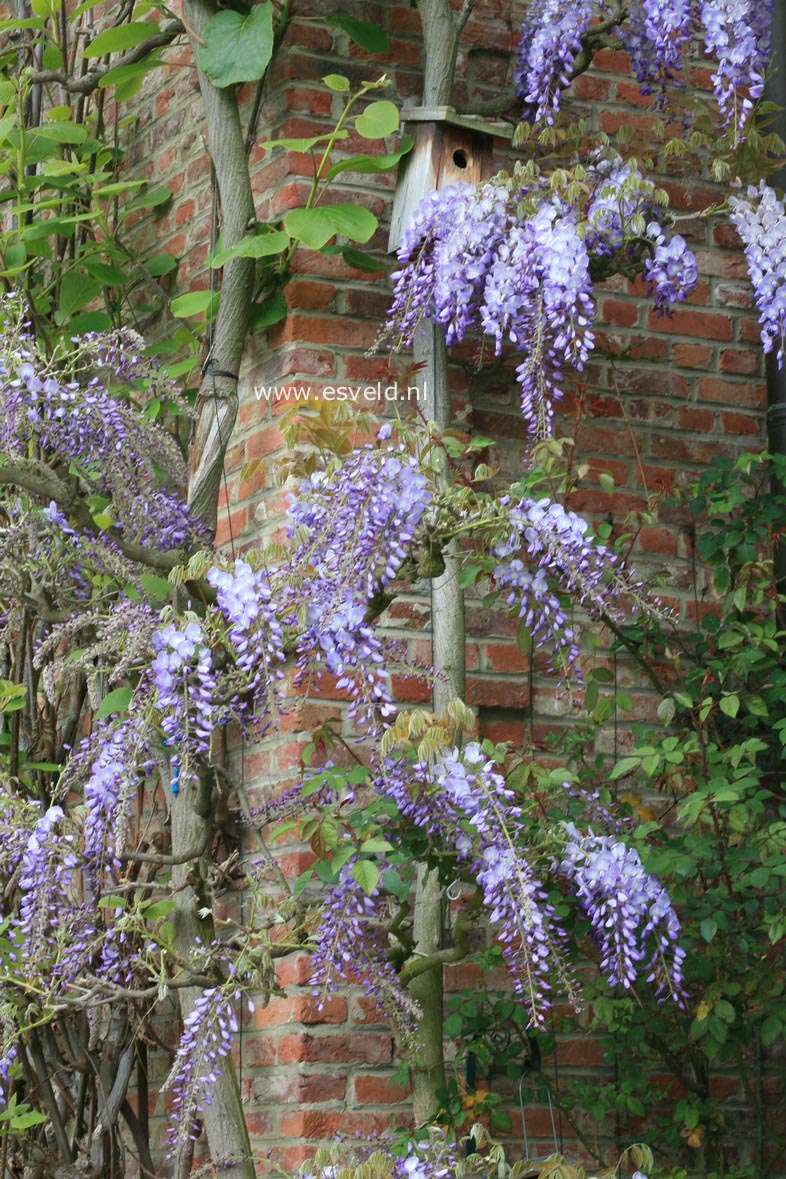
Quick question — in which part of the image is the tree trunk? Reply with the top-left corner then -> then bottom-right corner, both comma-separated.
169,3 -> 260,1175
170,772 -> 255,1179
408,0 -> 464,1126
183,0 -> 256,533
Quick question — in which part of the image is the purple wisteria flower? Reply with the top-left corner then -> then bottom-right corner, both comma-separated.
729,182 -> 786,366
515,0 -> 596,125
701,0 -> 773,138
151,619 -> 217,756
288,445 -> 431,727
0,334 -> 199,552
16,805 -> 78,965
163,987 -> 240,1162
377,744 -> 574,1027
309,861 -> 421,1035
614,0 -> 692,96
558,823 -> 685,997
644,224 -> 699,315
493,496 -> 653,677
384,185 -> 594,437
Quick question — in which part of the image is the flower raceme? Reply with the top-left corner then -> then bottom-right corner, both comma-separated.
492,495 -> 659,677
515,0 -> 773,141
331,744 -> 687,1030
729,182 -> 786,367
383,178 -> 697,437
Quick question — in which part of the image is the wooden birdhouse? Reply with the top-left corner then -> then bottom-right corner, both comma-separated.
388,106 -> 513,252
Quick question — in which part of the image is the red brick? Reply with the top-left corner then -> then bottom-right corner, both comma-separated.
648,308 -> 733,340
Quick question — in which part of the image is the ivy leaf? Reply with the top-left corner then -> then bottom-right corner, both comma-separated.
199,4 -> 275,88
355,100 -> 399,140
83,21 -> 160,59
324,15 -> 389,55
284,204 -> 377,249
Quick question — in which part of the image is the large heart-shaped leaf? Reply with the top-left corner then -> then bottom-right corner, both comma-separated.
355,100 -> 399,140
199,4 -> 274,88
284,204 -> 377,250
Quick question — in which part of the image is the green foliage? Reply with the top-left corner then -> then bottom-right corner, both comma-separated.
547,454 -> 786,1175
199,4 -> 275,88
0,13 -> 178,346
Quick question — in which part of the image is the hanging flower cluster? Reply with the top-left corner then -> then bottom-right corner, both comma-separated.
514,0 -> 596,126
729,181 -> 786,366
162,986 -> 240,1160
0,310 -> 199,553
515,0 -> 772,141
384,182 -> 595,435
384,176 -> 696,436
309,861 -> 422,1037
350,743 -> 685,1030
559,824 -> 686,996
701,0 -> 774,133
493,495 -> 655,676
287,444 -> 432,727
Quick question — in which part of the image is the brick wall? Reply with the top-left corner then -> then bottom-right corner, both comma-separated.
122,2 -> 780,1173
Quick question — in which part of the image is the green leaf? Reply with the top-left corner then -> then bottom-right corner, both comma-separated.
210,229 -> 290,269
719,694 -> 740,718
700,918 -> 717,943
10,1110 -> 48,1130
285,204 -> 377,249
760,1014 -> 782,1045
324,14 -> 389,54
139,573 -> 171,603
325,134 -> 413,181
83,21 -> 160,59
340,246 -> 386,273
170,290 -> 217,318
610,756 -> 641,780
98,895 -> 126,910
83,258 -> 131,285
249,291 -> 287,328
59,271 -> 101,318
127,185 -> 172,213
292,868 -> 315,898
351,859 -> 380,895
443,1012 -> 463,1038
263,131 -> 349,152
657,697 -> 676,726
142,899 -> 176,922
323,74 -> 350,92
69,311 -> 113,333
145,252 -> 178,277
199,4 -> 275,88
32,121 -> 89,144
360,837 -> 394,854
95,687 -> 132,721
98,54 -> 163,97
355,100 -> 399,140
